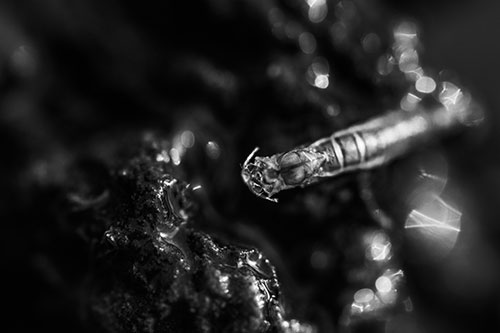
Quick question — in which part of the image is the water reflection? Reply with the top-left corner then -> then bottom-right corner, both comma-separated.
375,269 -> 404,305
393,21 -> 420,82
415,76 -> 436,94
206,140 -> 221,159
398,49 -> 420,75
365,231 -> 392,262
439,81 -> 466,110
351,288 -> 378,314
375,275 -> 392,293
405,192 -> 462,256
349,268 -> 405,316
299,32 -> 317,54
306,57 -> 330,89
376,54 -> 395,76
11,45 -> 37,77
393,21 -> 418,47
400,92 -> 421,111
419,153 -> 449,190
306,0 -> 328,24
161,130 -> 197,166
180,130 -> 195,148
310,249 -> 328,270
362,32 -> 381,54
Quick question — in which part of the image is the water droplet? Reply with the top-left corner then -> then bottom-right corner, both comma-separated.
335,1 -> 357,20
405,192 -> 462,256
415,76 -> 436,94
404,298 -> 414,312
170,148 -> 181,165
439,81 -> 465,110
240,250 -> 273,278
366,231 -> 392,262
394,21 -> 418,47
310,250 -> 328,269
362,33 -> 381,54
285,22 -> 301,40
314,74 -> 329,89
206,140 -> 221,159
267,63 -> 283,78
398,49 -> 419,73
105,229 -> 116,244
268,7 -> 284,28
377,54 -> 395,76
180,130 -> 195,148
375,276 -> 392,293
307,58 -> 330,89
307,0 -> 328,23
354,288 -> 374,304
326,104 -> 340,117
298,32 -> 317,54
156,151 -> 170,163
400,92 -> 421,111
104,227 -> 128,246
330,22 -> 348,45
11,45 -> 37,77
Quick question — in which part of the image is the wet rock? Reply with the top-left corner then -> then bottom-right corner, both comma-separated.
61,135 -> 314,333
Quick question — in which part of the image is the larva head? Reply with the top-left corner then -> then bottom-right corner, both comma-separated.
241,148 -> 282,202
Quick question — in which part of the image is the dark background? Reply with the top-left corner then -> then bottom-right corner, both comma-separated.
1,1 -> 500,332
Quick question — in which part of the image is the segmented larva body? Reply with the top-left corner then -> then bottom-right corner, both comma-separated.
241,106 -> 468,202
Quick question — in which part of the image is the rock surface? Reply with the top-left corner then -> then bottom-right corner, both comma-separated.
60,135 -> 313,333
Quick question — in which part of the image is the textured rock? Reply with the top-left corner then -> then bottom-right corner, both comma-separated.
61,135 -> 314,333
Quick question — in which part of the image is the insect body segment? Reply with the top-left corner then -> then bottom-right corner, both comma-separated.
241,147 -> 332,202
242,107 -> 470,202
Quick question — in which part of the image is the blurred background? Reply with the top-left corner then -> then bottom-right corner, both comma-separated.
1,0 -> 500,332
